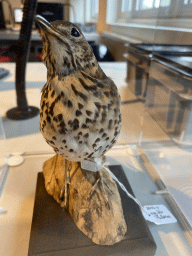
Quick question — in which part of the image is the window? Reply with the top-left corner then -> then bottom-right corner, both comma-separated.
134,0 -> 172,18
91,0 -> 99,22
135,0 -> 170,10
85,0 -> 99,23
184,0 -> 192,4
82,0 -> 99,23
136,0 -> 160,10
116,0 -> 192,21
91,0 -> 99,21
118,0 -> 133,20
122,0 -> 132,12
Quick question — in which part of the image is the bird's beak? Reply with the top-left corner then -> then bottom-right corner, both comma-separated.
35,15 -> 61,37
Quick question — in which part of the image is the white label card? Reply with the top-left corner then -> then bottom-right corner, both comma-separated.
81,161 -> 177,226
81,160 -> 98,172
142,204 -> 177,225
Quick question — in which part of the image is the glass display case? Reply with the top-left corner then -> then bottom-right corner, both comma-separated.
0,4 -> 192,256
123,7 -> 192,255
0,60 -> 191,255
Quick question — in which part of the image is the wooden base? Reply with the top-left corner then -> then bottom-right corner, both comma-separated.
28,165 -> 156,256
42,155 -> 127,245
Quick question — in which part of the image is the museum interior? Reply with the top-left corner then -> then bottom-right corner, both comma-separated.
0,0 -> 192,255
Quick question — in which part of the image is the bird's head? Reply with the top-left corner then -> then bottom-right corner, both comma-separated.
35,15 -> 97,77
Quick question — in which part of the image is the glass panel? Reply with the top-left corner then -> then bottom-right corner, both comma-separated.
119,0 -> 192,247
141,0 -> 154,9
160,0 -> 171,7
0,115 -> 7,169
136,0 -> 140,10
0,112 -> 9,198
0,1 -> 192,254
122,0 -> 132,12
0,64 -> 48,155
91,0 -> 99,17
154,0 -> 160,8
137,0 -> 192,235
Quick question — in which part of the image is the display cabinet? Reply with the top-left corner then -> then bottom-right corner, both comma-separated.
0,62 -> 191,255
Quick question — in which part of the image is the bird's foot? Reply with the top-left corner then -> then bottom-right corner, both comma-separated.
60,178 -> 78,208
88,171 -> 113,210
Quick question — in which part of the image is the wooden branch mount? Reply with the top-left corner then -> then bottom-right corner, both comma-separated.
43,154 -> 127,245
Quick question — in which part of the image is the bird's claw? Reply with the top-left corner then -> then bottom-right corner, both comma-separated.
60,179 -> 78,208
88,172 -> 112,210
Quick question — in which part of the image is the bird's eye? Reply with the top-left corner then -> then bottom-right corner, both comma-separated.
71,27 -> 80,37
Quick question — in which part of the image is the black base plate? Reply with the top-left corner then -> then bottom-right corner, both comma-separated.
28,165 -> 157,256
6,106 -> 39,120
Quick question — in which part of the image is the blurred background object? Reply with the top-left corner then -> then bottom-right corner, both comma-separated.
0,1 -> 6,29
6,0 -> 39,120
